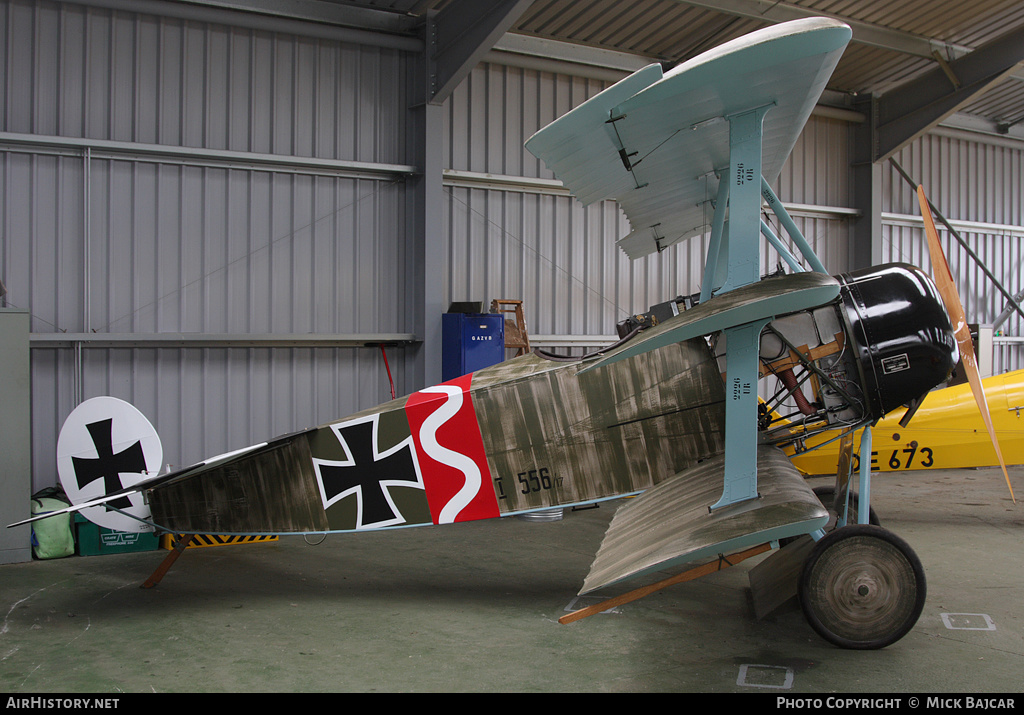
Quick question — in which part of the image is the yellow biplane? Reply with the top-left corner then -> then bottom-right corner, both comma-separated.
788,369 -> 1024,476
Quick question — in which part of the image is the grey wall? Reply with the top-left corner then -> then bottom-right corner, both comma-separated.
441,60 -> 857,346
880,129 -> 1024,372
881,129 -> 1024,373
0,0 -> 415,486
3,0 -> 1023,492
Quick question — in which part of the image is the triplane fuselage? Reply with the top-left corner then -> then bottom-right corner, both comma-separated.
12,17 -> 987,651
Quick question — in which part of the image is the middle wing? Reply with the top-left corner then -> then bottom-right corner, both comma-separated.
581,270 -> 841,375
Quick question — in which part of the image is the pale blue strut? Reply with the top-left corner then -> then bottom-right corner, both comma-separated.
697,102 -> 853,515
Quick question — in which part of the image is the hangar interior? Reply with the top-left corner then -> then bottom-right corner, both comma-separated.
1,0 -> 1023,693
2,0 -> 1024,485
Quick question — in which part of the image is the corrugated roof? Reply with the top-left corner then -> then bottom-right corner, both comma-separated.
510,1 -> 1024,95
178,0 -> 1024,130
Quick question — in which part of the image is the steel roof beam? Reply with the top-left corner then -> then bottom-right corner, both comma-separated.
164,0 -> 421,35
673,0 -> 971,59
873,24 -> 1024,161
425,0 -> 534,104
60,0 -> 423,51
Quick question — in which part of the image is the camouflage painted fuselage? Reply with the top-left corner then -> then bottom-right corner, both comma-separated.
148,336 -> 726,535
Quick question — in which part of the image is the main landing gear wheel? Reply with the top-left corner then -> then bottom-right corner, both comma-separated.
798,524 -> 926,650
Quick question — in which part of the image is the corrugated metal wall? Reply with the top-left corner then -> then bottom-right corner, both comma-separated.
0,0 -> 413,486
882,130 -> 1024,373
442,61 -> 856,347
4,0 -> 1023,492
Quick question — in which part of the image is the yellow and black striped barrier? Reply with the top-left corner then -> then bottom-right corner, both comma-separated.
160,534 -> 278,550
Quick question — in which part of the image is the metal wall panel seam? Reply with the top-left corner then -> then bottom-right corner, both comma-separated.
0,131 -> 417,178
442,168 -> 860,219
29,333 -> 418,347
882,211 -> 1024,236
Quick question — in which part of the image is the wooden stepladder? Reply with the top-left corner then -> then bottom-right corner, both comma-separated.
491,299 -> 531,356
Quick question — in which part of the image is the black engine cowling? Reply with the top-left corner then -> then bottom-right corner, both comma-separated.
837,263 -> 958,420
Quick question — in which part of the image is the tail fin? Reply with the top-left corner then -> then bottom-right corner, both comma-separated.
38,396 -> 164,533
9,398 -> 276,532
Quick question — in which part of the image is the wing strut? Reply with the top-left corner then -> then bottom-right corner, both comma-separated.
716,104 -> 773,295
705,105 -> 774,510
760,178 -> 827,274
715,319 -> 771,509
559,544 -> 771,624
702,103 -> 836,511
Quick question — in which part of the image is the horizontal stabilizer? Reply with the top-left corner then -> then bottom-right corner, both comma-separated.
579,446 -> 827,594
7,483 -> 151,529
7,441 -> 269,530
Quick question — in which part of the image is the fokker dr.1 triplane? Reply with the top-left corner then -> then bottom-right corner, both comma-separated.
10,17 -> 1015,650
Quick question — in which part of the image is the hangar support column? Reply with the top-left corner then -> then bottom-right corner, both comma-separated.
406,1 -> 533,389
406,96 -> 447,391
848,24 -> 1024,273
849,94 -> 883,272
0,308 -> 31,564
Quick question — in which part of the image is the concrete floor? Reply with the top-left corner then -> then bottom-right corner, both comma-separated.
1,467 -> 1021,693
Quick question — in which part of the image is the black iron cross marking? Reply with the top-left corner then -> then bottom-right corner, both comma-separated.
71,418 -> 146,510
315,419 -> 420,529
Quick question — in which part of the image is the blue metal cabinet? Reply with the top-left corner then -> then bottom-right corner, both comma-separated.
442,313 -> 504,381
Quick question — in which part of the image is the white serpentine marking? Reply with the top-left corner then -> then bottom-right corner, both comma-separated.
417,385 -> 481,524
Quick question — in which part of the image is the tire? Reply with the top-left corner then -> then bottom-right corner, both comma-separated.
798,524 -> 926,650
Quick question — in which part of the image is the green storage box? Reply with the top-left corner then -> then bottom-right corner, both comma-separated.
73,513 -> 159,556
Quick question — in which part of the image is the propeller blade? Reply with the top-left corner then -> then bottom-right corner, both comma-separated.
918,185 -> 1016,503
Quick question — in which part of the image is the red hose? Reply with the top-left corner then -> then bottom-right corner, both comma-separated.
380,346 -> 396,400
780,368 -> 815,415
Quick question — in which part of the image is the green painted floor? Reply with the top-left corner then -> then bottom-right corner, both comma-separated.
1,468 -> 1021,693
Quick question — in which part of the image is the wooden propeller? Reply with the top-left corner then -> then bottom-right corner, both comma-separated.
918,184 -> 1015,503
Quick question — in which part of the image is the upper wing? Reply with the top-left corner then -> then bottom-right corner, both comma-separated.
525,17 -> 852,259
522,62 -> 665,206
